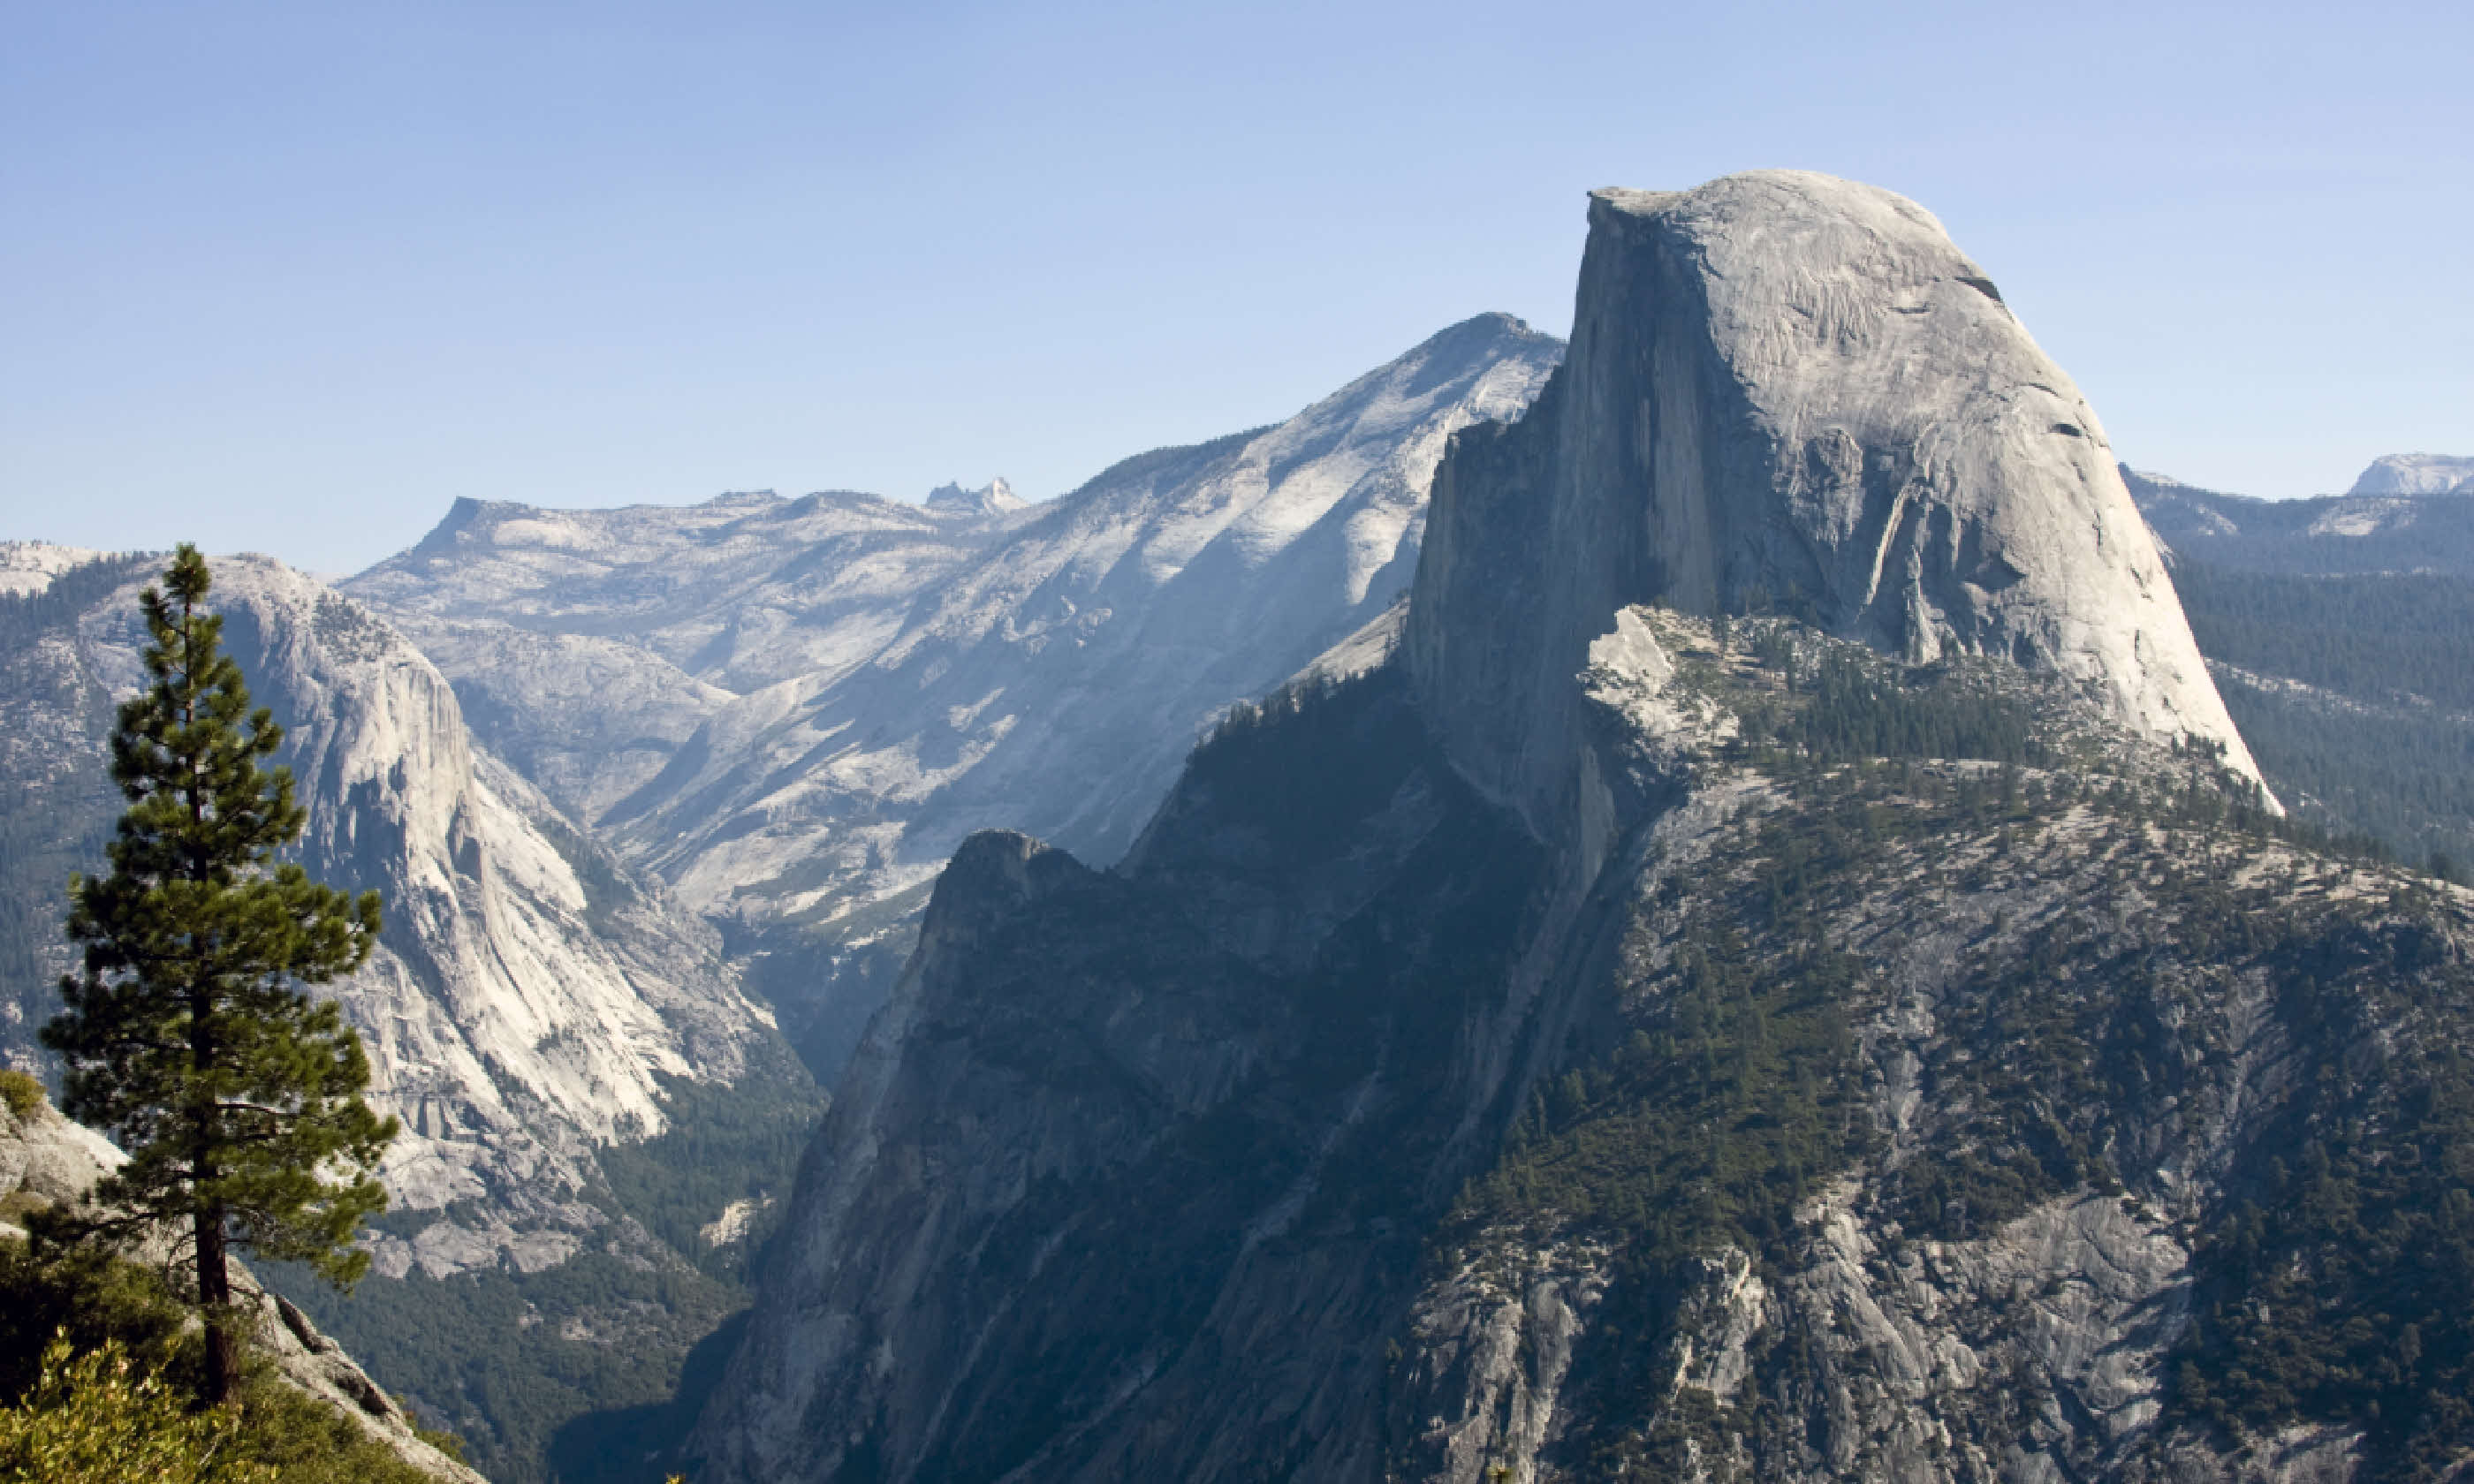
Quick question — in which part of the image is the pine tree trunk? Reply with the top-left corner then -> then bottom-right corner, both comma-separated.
196,1196 -> 235,1404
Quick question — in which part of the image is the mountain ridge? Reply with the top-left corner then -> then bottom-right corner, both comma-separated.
1,547 -> 790,1276
679,172 -> 2471,1484
2350,452 -> 2474,496
342,314 -> 1563,1085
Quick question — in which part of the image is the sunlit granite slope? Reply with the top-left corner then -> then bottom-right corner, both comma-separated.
0,549 -> 782,1277
1407,171 -> 2262,835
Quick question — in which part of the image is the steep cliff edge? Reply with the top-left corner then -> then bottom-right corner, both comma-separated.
694,608 -> 2470,1484
598,312 -> 1563,922
343,314 -> 1562,933
1407,171 -> 2258,837
693,667 -> 1555,1482
340,317 -> 1561,1092
685,176 -> 2471,1484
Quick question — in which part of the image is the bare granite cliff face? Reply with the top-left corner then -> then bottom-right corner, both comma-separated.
340,316 -> 1560,1086
694,602 -> 2465,1484
345,316 -> 1560,932
690,670 -> 1555,1483
684,177 -> 2471,1484
592,312 -> 1562,922
1406,170 -> 2260,836
2349,453 -> 2474,496
346,488 -> 1006,825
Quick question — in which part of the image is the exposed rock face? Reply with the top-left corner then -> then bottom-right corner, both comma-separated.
684,177 -> 2466,1484
1407,171 -> 2260,835
924,477 -> 1025,518
692,670 -> 1552,1484
647,312 -> 1562,917
693,601 -> 2447,1484
0,540 -> 107,597
0,549 -> 785,1275
346,488 -> 1002,822
347,314 -> 1561,928
344,317 -> 1560,1081
2349,452 -> 2474,496
0,1089 -> 485,1484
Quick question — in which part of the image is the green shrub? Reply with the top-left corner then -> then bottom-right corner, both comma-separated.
0,1241 -> 195,1404
0,1071 -> 41,1123
221,1377 -> 444,1484
0,1332 -> 270,1483
0,1244 -> 455,1483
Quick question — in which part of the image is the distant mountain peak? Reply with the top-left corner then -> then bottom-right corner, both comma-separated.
0,538 -> 112,595
2351,452 -> 2474,496
924,477 -> 1025,517
1408,170 -> 2266,834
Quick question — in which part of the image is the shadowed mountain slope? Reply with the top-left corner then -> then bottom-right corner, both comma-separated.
684,175 -> 2470,1484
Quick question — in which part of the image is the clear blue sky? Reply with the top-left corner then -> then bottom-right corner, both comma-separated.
4,1 -> 2468,574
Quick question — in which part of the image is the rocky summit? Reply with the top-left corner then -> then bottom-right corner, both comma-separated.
1408,171 -> 2259,837
350,313 -> 1562,933
11,170 -> 2470,1484
345,314 -> 1562,1086
2349,453 -> 2474,496
685,175 -> 2470,1484
0,315 -> 1567,1480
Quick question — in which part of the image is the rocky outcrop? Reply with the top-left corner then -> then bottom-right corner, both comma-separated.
924,477 -> 1025,518
641,312 -> 1561,915
690,667 -> 1554,1483
0,1088 -> 486,1484
0,541 -> 108,597
346,314 -> 1561,928
2349,452 -> 2474,496
344,317 -> 1560,1082
680,175 -> 2474,1484
693,595 -> 2452,1484
1407,171 -> 2260,836
345,488 -> 1003,824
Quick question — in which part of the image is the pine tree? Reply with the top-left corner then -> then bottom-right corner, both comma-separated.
42,545 -> 395,1405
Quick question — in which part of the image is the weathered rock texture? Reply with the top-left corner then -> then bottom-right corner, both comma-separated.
346,487 -> 1001,825
0,540 -> 107,597
345,316 -> 1560,1082
692,666 -> 1549,1484
0,1088 -> 486,1484
685,177 -> 2470,1484
350,314 -> 1561,928
1407,171 -> 2259,834
694,600 -> 2457,1484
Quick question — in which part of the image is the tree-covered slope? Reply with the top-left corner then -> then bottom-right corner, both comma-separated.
693,606 -> 2474,1483
2115,502 -> 2474,874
